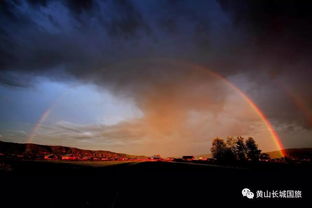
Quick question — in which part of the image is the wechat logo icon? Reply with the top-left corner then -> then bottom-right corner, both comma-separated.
242,188 -> 254,199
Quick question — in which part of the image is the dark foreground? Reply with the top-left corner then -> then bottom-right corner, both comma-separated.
0,160 -> 311,207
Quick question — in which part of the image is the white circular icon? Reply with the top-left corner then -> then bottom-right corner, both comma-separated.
242,188 -> 254,199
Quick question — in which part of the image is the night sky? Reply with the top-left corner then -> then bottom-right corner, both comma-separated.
0,0 -> 311,156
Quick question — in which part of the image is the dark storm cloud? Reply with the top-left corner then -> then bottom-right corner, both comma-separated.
0,0 -> 230,72
218,0 -> 312,68
217,0 -> 312,128
0,72 -> 33,87
0,0 -> 311,129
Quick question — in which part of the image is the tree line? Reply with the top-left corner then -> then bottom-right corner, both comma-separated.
211,137 -> 270,162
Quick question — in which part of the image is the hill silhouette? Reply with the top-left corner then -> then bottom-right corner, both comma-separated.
0,140 -> 146,160
266,148 -> 312,159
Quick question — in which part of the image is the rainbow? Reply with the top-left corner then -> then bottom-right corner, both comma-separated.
26,90 -> 69,144
27,107 -> 53,144
222,78 -> 286,157
26,59 -> 286,157
234,90 -> 286,157
190,63 -> 286,157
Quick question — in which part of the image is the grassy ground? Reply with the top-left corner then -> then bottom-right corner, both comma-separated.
0,159 -> 311,207
32,160 -> 136,166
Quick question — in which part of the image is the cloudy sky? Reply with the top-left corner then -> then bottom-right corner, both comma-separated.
0,0 -> 311,156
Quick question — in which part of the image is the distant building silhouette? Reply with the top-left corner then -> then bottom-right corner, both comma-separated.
182,156 -> 194,161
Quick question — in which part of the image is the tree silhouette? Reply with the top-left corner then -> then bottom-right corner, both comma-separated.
211,138 -> 227,161
211,136 -> 262,163
225,137 -> 237,161
226,137 -> 236,153
211,137 -> 241,162
246,137 -> 261,162
234,137 -> 247,161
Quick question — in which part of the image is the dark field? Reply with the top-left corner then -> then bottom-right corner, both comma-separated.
0,160 -> 311,207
